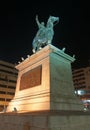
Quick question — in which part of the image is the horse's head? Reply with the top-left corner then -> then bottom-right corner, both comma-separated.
49,16 -> 59,25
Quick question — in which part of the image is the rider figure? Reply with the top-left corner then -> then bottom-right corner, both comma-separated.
35,15 -> 45,38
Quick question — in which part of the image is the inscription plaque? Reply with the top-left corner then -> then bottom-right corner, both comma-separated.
20,65 -> 42,90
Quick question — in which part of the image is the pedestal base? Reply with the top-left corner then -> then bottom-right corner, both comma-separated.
0,110 -> 90,130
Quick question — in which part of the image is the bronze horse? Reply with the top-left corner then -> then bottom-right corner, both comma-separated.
32,15 -> 59,53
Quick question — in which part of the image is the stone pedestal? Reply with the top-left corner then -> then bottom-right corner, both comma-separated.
6,44 -> 83,112
1,44 -> 90,130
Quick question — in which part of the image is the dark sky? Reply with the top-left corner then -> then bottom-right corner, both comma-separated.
0,1 -> 90,68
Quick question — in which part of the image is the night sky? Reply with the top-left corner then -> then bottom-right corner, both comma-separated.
0,1 -> 90,68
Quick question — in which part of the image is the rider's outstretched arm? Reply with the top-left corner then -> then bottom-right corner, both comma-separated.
36,15 -> 41,28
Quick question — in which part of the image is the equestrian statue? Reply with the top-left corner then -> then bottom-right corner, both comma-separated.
32,15 -> 59,53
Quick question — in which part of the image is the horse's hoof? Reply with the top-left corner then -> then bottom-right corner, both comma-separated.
32,49 -> 35,53
39,47 -> 42,50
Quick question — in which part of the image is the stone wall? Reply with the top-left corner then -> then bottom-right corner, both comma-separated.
0,110 -> 90,130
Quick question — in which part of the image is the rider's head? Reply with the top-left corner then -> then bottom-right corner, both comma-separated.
41,22 -> 45,26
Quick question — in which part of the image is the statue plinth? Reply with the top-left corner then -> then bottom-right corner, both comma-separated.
6,44 -> 83,113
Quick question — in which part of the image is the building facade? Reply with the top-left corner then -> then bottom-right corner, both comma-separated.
72,66 -> 90,110
0,60 -> 18,111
